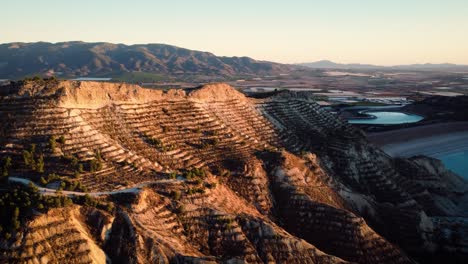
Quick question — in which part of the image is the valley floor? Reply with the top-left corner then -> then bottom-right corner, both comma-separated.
368,122 -> 468,157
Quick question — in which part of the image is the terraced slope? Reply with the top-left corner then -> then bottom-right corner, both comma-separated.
0,80 -> 467,263
0,207 -> 111,264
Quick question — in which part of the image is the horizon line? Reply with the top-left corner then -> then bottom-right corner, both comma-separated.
1,40 -> 468,67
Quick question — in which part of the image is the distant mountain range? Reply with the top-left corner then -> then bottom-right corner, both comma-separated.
0,42 -> 293,80
299,60 -> 468,71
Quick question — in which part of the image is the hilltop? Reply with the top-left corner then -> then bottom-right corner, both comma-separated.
0,42 -> 293,80
0,80 -> 467,263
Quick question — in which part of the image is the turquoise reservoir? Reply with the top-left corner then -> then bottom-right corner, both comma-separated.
349,111 -> 424,125
438,151 -> 468,179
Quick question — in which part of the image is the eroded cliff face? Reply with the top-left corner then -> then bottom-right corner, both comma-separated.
0,80 -> 466,263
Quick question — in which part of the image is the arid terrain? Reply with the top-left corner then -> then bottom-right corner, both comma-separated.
0,79 -> 466,263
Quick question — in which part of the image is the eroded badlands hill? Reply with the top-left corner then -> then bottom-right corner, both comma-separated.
0,80 -> 467,264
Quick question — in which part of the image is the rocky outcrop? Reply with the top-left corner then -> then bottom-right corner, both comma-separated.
189,83 -> 247,102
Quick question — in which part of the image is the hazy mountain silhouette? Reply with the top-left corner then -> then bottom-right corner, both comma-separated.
0,42 -> 293,79
299,60 -> 468,71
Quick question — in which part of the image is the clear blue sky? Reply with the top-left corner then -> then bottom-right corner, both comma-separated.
2,0 -> 468,65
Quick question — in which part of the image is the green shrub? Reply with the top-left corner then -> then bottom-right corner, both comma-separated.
23,150 -> 32,166
176,205 -> 185,214
206,182 -> 217,189
40,177 -> 47,185
49,136 -> 57,151
71,156 -> 79,167
105,203 -> 114,213
58,135 -> 66,145
11,219 -> 20,230
1,156 -> 12,178
171,190 -> 181,200
184,171 -> 193,180
94,149 -> 102,161
83,194 -> 98,207
78,163 -> 84,173
182,168 -> 205,180
36,154 -> 45,173
89,159 -> 102,172
195,188 -> 205,194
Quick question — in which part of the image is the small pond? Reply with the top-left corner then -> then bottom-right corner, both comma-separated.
348,111 -> 424,125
